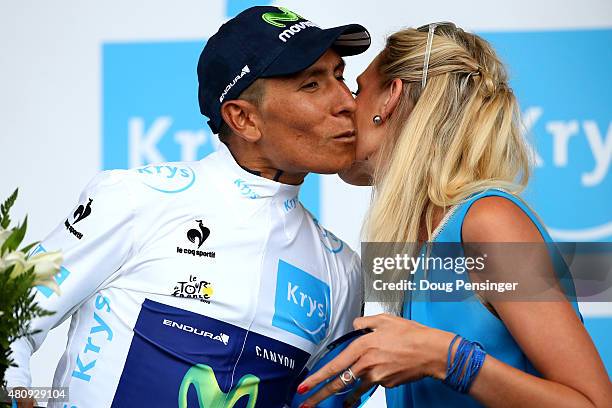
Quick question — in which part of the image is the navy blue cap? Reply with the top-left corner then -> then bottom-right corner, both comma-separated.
197,6 -> 371,134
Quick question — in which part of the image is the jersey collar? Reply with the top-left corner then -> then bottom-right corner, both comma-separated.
213,142 -> 302,202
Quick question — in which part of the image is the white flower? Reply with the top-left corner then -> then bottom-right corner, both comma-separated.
0,247 -> 63,295
3,251 -> 27,278
26,251 -> 63,280
27,250 -> 63,295
33,276 -> 61,295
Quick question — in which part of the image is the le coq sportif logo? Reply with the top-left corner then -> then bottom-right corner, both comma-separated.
177,220 -> 215,260
73,198 -> 93,224
187,219 -> 210,249
64,198 -> 93,240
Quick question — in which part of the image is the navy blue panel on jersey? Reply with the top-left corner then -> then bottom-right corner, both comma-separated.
112,299 -> 310,407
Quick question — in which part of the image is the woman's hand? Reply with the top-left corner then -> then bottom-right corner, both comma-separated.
296,313 -> 455,407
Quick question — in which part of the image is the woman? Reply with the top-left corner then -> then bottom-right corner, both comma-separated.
296,23 -> 612,407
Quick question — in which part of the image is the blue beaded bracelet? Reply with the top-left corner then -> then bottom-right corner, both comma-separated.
443,335 -> 487,393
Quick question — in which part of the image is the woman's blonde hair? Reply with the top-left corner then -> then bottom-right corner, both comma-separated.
364,24 -> 531,311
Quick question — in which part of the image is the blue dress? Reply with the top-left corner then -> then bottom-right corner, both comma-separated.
385,189 -> 582,407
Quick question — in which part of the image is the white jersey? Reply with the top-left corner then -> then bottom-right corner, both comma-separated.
6,143 -> 362,408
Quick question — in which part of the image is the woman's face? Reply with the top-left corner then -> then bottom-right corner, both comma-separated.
340,53 -> 407,185
353,55 -> 389,161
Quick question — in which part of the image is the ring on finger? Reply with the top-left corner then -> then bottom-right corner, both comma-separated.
339,367 -> 357,387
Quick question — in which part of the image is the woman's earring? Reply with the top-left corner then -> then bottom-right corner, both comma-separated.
373,115 -> 383,126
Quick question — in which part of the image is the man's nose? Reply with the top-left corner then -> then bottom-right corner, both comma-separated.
334,82 -> 357,116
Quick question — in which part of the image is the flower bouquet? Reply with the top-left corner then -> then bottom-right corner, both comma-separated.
0,189 -> 62,398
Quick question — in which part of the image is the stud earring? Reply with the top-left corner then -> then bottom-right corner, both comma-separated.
373,115 -> 383,125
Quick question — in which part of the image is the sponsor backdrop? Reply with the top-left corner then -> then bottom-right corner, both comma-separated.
1,0 -> 610,405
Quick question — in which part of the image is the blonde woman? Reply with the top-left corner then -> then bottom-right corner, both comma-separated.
296,23 -> 612,407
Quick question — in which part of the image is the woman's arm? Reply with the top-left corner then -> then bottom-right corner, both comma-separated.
459,196 -> 612,407
296,197 -> 612,408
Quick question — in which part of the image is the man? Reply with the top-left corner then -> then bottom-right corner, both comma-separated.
7,5 -> 370,408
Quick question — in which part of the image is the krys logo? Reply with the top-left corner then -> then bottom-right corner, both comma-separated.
179,364 -> 259,408
272,260 -> 330,344
523,106 -> 612,241
72,295 -> 113,383
64,198 -> 93,240
234,179 -> 260,199
313,217 -> 344,254
134,164 -> 196,194
482,30 -> 612,241
103,41 -> 218,180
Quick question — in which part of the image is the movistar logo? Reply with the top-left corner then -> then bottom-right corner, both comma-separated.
261,7 -> 302,28
277,21 -> 317,43
179,364 -> 259,408
262,7 -> 318,43
219,65 -> 250,103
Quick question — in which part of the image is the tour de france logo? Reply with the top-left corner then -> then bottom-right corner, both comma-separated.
172,275 -> 214,304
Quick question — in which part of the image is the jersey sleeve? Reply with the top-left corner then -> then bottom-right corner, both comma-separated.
308,250 -> 363,368
5,170 -> 137,388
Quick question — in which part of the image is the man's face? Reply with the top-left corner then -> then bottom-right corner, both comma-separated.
256,49 -> 357,175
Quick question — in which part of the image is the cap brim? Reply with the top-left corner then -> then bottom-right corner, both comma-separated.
261,23 -> 370,77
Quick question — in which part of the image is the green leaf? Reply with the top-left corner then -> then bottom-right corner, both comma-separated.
1,215 -> 27,254
0,189 -> 58,384
0,188 -> 18,229
2,264 -> 15,280
20,241 -> 40,257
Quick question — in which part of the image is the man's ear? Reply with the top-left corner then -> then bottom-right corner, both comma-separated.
382,78 -> 403,120
220,100 -> 263,143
